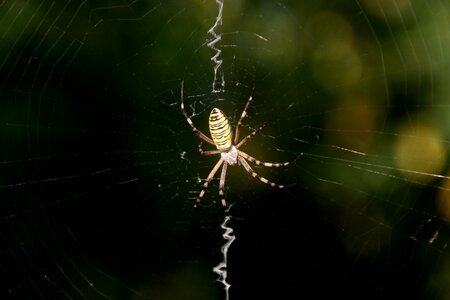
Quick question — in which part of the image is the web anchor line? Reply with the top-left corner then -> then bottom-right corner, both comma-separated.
213,214 -> 235,300
207,0 -> 225,93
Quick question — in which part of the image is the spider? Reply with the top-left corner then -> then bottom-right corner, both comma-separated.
181,81 -> 290,209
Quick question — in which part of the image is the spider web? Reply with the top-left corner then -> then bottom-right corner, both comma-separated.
1,0 -> 450,299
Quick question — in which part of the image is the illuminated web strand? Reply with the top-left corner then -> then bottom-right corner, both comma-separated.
213,215 -> 235,300
208,2 -> 233,297
207,0 -> 225,93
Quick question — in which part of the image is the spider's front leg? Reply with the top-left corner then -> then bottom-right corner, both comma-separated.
219,162 -> 228,207
195,159 -> 224,208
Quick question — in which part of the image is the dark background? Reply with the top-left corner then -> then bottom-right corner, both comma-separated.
1,0 -> 450,299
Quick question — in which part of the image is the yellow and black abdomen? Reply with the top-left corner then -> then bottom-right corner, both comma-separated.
209,108 -> 232,150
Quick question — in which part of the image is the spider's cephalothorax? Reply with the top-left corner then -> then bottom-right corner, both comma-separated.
181,81 -> 290,209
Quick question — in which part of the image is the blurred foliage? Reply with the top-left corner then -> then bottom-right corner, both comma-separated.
2,0 -> 450,299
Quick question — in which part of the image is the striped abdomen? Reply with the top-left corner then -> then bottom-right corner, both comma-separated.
209,108 -> 232,150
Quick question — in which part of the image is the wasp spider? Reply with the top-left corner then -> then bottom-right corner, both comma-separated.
181,81 -> 289,209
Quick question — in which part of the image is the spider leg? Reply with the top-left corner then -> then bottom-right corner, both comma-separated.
238,156 -> 284,188
195,159 -> 224,207
234,93 -> 253,145
181,81 -> 215,145
219,162 -> 228,207
198,142 -> 223,156
239,151 -> 289,167
236,123 -> 266,148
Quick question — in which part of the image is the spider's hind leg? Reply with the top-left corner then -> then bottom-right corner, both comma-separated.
234,93 -> 254,145
180,81 -> 215,146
